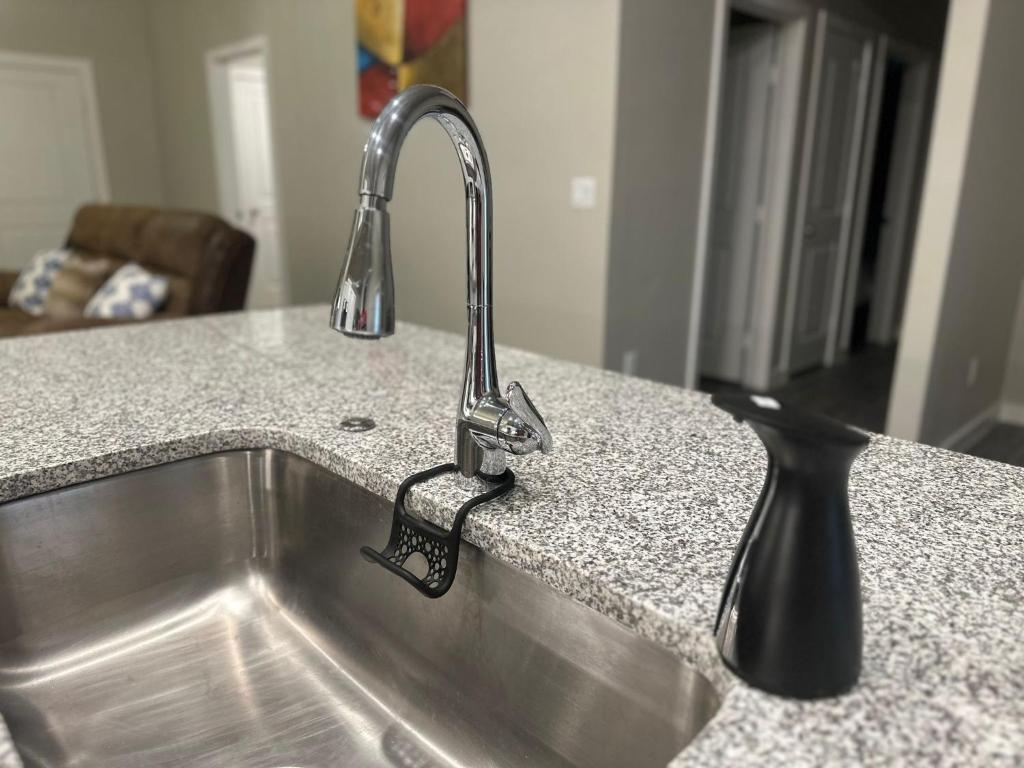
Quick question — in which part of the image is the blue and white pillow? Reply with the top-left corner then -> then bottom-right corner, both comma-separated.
8,249 -> 71,316
84,263 -> 169,319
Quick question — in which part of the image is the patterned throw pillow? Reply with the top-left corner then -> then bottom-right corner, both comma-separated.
84,263 -> 170,320
44,254 -> 119,319
7,249 -> 71,316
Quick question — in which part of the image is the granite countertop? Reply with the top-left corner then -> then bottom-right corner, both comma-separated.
0,305 -> 1021,766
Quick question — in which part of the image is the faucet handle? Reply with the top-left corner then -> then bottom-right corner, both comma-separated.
505,381 -> 553,455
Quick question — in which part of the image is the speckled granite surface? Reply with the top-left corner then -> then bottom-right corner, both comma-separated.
0,305 -> 1021,766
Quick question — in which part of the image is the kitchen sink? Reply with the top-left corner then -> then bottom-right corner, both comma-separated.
0,450 -> 719,767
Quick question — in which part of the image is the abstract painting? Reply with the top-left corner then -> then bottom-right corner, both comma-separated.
356,0 -> 467,118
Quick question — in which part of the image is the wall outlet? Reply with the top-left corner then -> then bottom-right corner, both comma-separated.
622,349 -> 639,376
570,176 -> 597,209
967,356 -> 979,388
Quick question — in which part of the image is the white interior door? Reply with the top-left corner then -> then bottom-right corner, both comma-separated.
208,42 -> 288,309
700,23 -> 778,383
0,51 -> 108,271
867,60 -> 930,345
785,14 -> 873,374
228,57 -> 286,309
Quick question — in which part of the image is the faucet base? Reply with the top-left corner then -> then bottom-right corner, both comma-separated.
455,420 -> 507,479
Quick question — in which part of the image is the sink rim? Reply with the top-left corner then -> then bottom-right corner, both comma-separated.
0,446 -> 730,768
0,438 -> 735,689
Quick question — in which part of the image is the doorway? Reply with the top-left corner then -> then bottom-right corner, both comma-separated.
0,50 -> 109,271
696,4 -> 806,391
207,38 -> 288,309
840,44 -> 932,355
694,10 -> 938,434
781,13 -> 876,376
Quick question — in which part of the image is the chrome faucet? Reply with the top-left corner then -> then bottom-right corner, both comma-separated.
330,85 -> 552,479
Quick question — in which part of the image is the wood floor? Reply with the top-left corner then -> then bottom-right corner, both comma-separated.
964,423 -> 1024,468
700,345 -> 1024,469
700,344 -> 897,433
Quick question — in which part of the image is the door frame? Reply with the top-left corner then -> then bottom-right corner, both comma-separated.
206,37 -> 281,226
206,36 -> 290,307
867,43 -> 933,345
837,37 -> 933,352
0,48 -> 111,202
686,0 -> 808,389
778,11 -> 875,374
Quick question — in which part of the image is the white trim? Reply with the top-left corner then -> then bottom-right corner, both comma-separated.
687,0 -> 807,390
940,402 -> 998,451
780,12 -> 875,371
0,49 -> 111,203
867,52 -> 932,345
684,0 -> 728,389
206,36 -> 269,223
999,401 -> 1024,427
205,36 -> 291,305
822,22 -> 874,366
746,16 -> 807,390
779,10 -> 826,373
885,0 -> 992,440
837,34 -> 887,352
840,39 -> 934,350
940,401 -> 1024,452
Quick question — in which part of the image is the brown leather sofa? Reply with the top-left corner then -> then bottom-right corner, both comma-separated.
0,204 -> 254,337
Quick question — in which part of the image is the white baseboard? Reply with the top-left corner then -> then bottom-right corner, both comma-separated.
939,400 -> 1024,451
999,401 -> 1024,426
940,403 -> 999,451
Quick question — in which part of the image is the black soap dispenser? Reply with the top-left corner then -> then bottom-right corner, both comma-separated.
711,393 -> 870,699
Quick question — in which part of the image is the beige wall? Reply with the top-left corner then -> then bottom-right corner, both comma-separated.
1002,280 -> 1024,412
145,0 -> 620,367
889,0 -> 1024,444
0,0 -> 165,205
603,0 -> 716,386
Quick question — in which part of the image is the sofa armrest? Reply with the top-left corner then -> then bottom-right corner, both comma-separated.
0,271 -> 17,307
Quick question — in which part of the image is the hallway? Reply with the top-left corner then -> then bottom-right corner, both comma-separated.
701,345 -> 897,433
702,346 -> 1024,469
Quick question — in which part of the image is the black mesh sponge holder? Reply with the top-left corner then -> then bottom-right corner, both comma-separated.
360,463 -> 515,598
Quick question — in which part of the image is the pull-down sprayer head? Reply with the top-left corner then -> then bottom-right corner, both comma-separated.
331,194 -> 394,338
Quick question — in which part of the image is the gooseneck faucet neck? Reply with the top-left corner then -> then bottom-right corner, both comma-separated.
359,85 -> 493,310
332,85 -> 551,479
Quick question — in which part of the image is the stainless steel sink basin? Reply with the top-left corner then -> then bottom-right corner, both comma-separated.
0,450 -> 719,767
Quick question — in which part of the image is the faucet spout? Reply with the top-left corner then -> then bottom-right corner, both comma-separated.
332,85 -> 551,479
356,84 -> 493,309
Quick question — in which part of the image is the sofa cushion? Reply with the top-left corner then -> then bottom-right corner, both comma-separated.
7,249 -> 71,316
0,305 -> 140,338
0,271 -> 17,305
66,206 -> 155,260
162,273 -> 192,317
67,204 -> 254,315
85,263 -> 170,320
0,308 -> 33,336
44,253 -> 119,319
20,314 -> 129,335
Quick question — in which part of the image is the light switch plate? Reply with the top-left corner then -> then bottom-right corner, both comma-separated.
570,176 -> 597,209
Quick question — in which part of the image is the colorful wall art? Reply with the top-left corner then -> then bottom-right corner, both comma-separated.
356,0 -> 467,118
